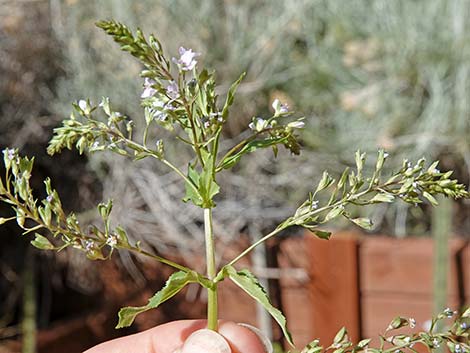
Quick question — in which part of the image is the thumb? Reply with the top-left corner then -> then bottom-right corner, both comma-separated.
176,329 -> 231,353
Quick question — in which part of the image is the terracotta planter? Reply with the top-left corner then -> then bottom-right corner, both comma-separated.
285,231 -> 470,347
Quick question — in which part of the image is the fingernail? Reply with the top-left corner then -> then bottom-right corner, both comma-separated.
237,323 -> 273,353
180,329 -> 231,353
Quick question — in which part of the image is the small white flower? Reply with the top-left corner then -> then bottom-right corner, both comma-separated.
172,47 -> 200,71
455,344 -> 462,353
78,99 -> 88,111
461,322 -> 469,330
141,78 -> 157,99
272,98 -> 289,115
384,152 -> 389,158
408,318 -> 416,328
106,235 -> 117,247
92,141 -> 100,149
210,112 -> 223,122
311,201 -> 319,209
287,120 -> 305,129
46,195 -> 53,203
249,117 -> 272,132
166,81 -> 179,99
432,338 -> 440,348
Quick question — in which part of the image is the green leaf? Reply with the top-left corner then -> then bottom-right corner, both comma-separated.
218,136 -> 287,171
386,316 -> 409,331
355,151 -> 366,176
302,339 -> 323,353
31,233 -> 55,250
423,191 -> 439,206
310,229 -> 332,240
350,217 -> 373,230
370,193 -> 395,203
357,338 -> 371,348
115,226 -> 130,247
98,199 -> 113,219
183,165 -> 203,206
324,206 -> 344,222
224,265 -> 294,346
16,208 -> 26,228
117,270 -> 198,328
376,149 -> 387,171
221,72 -> 246,120
333,327 -> 348,345
316,171 -> 335,193
199,154 -> 220,208
337,167 -> 350,190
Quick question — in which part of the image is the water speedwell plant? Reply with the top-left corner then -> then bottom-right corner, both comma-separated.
0,21 -> 469,350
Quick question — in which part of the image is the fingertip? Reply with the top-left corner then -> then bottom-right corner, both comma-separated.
219,322 -> 269,353
180,329 -> 231,353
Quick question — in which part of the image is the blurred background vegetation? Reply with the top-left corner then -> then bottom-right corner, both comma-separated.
1,0 -> 469,351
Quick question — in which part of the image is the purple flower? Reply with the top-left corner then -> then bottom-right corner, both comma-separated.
141,78 -> 157,99
84,239 -> 94,251
166,81 -> 180,99
6,148 -> 15,161
172,47 -> 200,71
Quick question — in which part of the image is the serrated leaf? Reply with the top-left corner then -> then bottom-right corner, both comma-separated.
117,270 -> 198,328
224,265 -> 294,346
183,165 -> 203,206
221,72 -> 246,120
31,233 -> 55,250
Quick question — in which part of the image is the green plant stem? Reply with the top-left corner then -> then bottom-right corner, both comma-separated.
204,207 -> 218,331
22,250 -> 36,353
227,181 -> 400,266
2,184 -> 191,273
228,225 -> 288,266
126,246 -> 192,273
432,195 -> 451,336
115,135 -> 201,198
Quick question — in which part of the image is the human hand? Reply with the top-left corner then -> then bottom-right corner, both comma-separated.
84,320 -> 272,353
